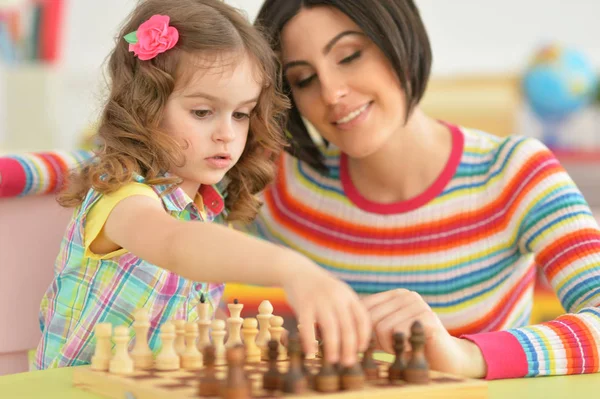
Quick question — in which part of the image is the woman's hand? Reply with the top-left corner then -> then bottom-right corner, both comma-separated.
362,289 -> 487,378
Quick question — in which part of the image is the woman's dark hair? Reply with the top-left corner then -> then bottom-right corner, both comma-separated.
255,0 -> 432,173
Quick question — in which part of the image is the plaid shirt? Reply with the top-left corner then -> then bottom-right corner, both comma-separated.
35,178 -> 226,369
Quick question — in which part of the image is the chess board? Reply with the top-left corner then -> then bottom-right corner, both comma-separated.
73,358 -> 488,399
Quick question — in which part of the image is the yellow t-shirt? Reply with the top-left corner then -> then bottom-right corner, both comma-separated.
84,182 -> 161,259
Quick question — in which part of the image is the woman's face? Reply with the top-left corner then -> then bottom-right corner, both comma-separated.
281,6 -> 407,158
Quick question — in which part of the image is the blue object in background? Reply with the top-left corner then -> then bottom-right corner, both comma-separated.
522,44 -> 598,147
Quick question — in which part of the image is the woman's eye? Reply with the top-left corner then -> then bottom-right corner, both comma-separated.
193,110 -> 211,118
233,112 -> 250,120
340,51 -> 361,64
295,75 -> 316,89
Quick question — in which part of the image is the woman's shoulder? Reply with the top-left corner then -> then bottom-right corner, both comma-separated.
459,126 -> 551,166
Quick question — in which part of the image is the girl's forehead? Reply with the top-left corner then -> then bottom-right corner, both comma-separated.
176,50 -> 264,92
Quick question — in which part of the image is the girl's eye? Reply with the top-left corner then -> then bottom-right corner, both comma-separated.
193,110 -> 211,118
340,51 -> 361,64
294,75 -> 316,89
233,112 -> 250,120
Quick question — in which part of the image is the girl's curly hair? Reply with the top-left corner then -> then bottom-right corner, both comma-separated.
59,0 -> 289,223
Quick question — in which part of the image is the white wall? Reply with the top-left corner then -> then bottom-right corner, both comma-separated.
3,0 -> 600,151
60,0 -> 600,75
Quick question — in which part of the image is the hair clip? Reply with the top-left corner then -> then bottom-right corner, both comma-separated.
124,14 -> 179,61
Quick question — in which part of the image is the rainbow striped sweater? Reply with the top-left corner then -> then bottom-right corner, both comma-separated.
250,124 -> 600,379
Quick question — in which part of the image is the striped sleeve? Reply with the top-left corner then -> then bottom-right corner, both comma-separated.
464,137 -> 600,379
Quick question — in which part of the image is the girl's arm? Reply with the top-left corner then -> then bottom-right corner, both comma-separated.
102,194 -> 372,366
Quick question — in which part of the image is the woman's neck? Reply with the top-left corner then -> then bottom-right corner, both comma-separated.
345,108 -> 454,204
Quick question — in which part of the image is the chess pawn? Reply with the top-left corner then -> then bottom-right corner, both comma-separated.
211,318 -> 227,365
155,321 -> 180,371
362,336 -> 379,380
197,293 -> 212,351
91,323 -> 112,371
109,326 -> 134,375
262,340 -> 282,392
315,347 -> 340,393
222,345 -> 250,399
282,335 -> 308,394
404,321 -> 429,384
181,322 -> 203,370
388,332 -> 406,381
173,319 -> 187,356
297,323 -> 319,360
225,299 -> 244,348
198,346 -> 220,397
242,318 -> 261,363
340,363 -> 365,390
268,316 -> 287,360
256,300 -> 273,357
131,309 -> 153,370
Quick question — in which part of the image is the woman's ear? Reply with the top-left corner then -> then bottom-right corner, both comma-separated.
302,117 -> 326,148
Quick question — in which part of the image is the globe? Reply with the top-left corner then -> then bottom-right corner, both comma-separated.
522,44 -> 598,121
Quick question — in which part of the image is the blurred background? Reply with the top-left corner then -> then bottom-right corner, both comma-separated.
1,0 -> 599,323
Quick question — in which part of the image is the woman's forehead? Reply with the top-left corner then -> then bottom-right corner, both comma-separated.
280,6 -> 363,61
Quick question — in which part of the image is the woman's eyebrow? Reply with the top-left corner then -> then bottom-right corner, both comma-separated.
283,30 -> 364,73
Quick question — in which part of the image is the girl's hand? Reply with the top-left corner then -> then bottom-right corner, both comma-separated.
281,256 -> 372,367
361,289 -> 487,378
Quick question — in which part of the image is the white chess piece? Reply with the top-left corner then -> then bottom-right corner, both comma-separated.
298,323 -> 319,360
211,319 -> 227,365
181,322 -> 203,370
269,316 -> 287,361
173,319 -> 187,356
225,299 -> 243,348
109,326 -> 134,375
91,323 -> 112,371
256,300 -> 273,358
131,309 -> 153,369
242,318 -> 261,363
155,321 -> 180,371
197,295 -> 212,351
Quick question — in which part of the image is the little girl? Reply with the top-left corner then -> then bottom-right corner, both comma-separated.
35,0 -> 371,369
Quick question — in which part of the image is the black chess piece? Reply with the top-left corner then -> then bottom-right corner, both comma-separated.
282,334 -> 308,394
198,346 -> 220,397
340,362 -> 365,390
388,332 -> 406,382
361,336 -> 378,380
314,342 -> 340,393
262,340 -> 281,392
221,345 -> 250,399
404,321 -> 429,384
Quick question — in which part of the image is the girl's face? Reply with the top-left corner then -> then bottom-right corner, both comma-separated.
162,51 -> 261,187
281,6 -> 407,158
